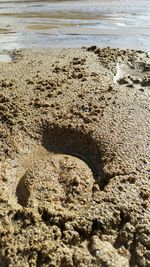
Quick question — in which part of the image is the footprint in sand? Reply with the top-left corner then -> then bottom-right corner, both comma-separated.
15,125 -> 105,209
16,151 -> 94,208
4,126 -> 131,266
114,61 -> 150,86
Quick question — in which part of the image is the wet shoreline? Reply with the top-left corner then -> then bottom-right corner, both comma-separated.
0,0 -> 150,51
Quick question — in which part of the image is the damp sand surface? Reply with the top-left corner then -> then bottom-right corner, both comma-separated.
0,47 -> 150,266
0,0 -> 150,50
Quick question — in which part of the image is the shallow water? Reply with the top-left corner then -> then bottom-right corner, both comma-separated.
0,0 -> 150,51
0,54 -> 13,62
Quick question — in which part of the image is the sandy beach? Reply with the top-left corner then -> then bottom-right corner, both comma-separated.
0,47 -> 150,266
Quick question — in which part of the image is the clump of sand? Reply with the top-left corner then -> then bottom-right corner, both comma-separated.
0,47 -> 150,267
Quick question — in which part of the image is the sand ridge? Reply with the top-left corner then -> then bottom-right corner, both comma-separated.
0,47 -> 150,266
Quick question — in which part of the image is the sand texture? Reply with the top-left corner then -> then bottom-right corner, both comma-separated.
0,47 -> 150,267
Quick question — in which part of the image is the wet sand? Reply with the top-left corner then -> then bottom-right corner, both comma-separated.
0,47 -> 150,266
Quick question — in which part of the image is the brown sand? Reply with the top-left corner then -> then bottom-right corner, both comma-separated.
0,47 -> 150,267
